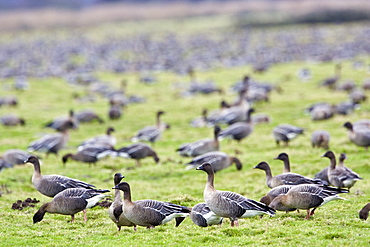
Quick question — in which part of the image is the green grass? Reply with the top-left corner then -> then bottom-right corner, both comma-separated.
1,22 -> 370,246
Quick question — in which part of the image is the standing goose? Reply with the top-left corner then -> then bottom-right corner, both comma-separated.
176,125 -> 221,157
254,161 -> 324,189
114,143 -> 160,167
185,151 -> 242,172
321,63 -> 341,89
269,184 -> 347,219
359,203 -> 370,220
343,122 -> 370,150
78,127 -> 116,150
206,100 -> 230,127
311,130 -> 330,149
259,185 -> 296,212
190,202 -> 223,227
273,124 -> 304,146
62,144 -> 115,166
218,109 -> 254,143
190,109 -> 208,128
109,173 -> 136,230
314,152 -> 350,185
33,188 -> 110,223
131,110 -> 169,144
112,182 -> 190,230
196,163 -> 275,227
28,120 -> 75,156
25,156 -> 107,197
322,151 -> 362,190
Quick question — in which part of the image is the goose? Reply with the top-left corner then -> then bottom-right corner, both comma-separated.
343,122 -> 370,150
0,114 -> 25,126
206,100 -> 230,127
269,184 -> 347,219
114,143 -> 160,167
131,110 -> 169,144
44,110 -> 78,131
33,188 -> 110,223
314,152 -> 350,185
196,162 -> 275,227
25,156 -> 107,197
272,124 -> 304,146
62,144 -> 115,166
185,151 -> 242,172
109,173 -> 136,230
213,88 -> 251,125
321,63 -> 341,89
190,202 -> 223,227
359,203 -> 370,220
75,109 -> 104,124
311,130 -> 330,149
254,161 -> 324,189
322,151 -> 362,190
308,104 -> 336,121
335,101 -> 358,115
0,159 -> 13,171
78,127 -> 116,150
176,125 -> 221,157
112,182 -> 190,230
28,120 -> 75,156
1,149 -> 32,165
251,113 -> 271,125
260,185 -> 296,212
108,102 -> 122,120
218,109 -> 254,142
349,89 -> 367,104
189,109 -> 208,128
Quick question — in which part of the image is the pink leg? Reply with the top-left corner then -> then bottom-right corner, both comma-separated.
83,209 -> 87,222
71,215 -> 75,223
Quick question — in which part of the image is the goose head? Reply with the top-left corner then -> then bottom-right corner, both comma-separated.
343,122 -> 353,131
274,153 -> 289,161
196,162 -> 214,174
114,173 -> 125,185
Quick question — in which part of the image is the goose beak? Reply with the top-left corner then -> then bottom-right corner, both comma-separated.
112,186 -> 118,190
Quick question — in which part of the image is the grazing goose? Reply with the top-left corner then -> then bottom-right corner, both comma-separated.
33,188 -> 110,223
78,127 -> 116,150
112,182 -> 190,230
273,124 -> 304,146
75,109 -> 104,124
269,184 -> 347,219
109,173 -> 136,230
343,122 -> 370,150
0,114 -> 25,126
25,156 -> 107,197
218,109 -> 254,142
114,143 -> 160,167
196,163 -> 275,227
322,151 -> 362,190
254,161 -> 324,189
190,109 -> 208,128
359,203 -> 370,220
190,202 -> 223,227
28,120 -> 75,156
44,110 -> 78,131
185,151 -> 242,172
206,101 -> 230,127
1,149 -> 32,165
311,130 -> 330,149
176,125 -> 221,157
349,89 -> 367,104
62,144 -> 115,166
260,185 -> 296,212
131,110 -> 169,144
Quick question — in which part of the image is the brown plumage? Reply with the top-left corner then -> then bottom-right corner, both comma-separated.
260,185 -> 296,212
196,162 -> 275,227
343,122 -> 370,150
109,173 -> 136,230
254,161 -> 324,189
33,188 -> 109,223
25,156 -> 105,198
359,203 -> 370,220
311,130 -> 330,149
115,143 -> 160,167
185,151 -> 242,172
177,125 -> 220,157
75,109 -> 104,124
112,182 -> 190,230
322,151 -> 362,190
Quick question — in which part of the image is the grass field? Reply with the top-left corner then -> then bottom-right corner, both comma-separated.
0,12 -> 370,247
